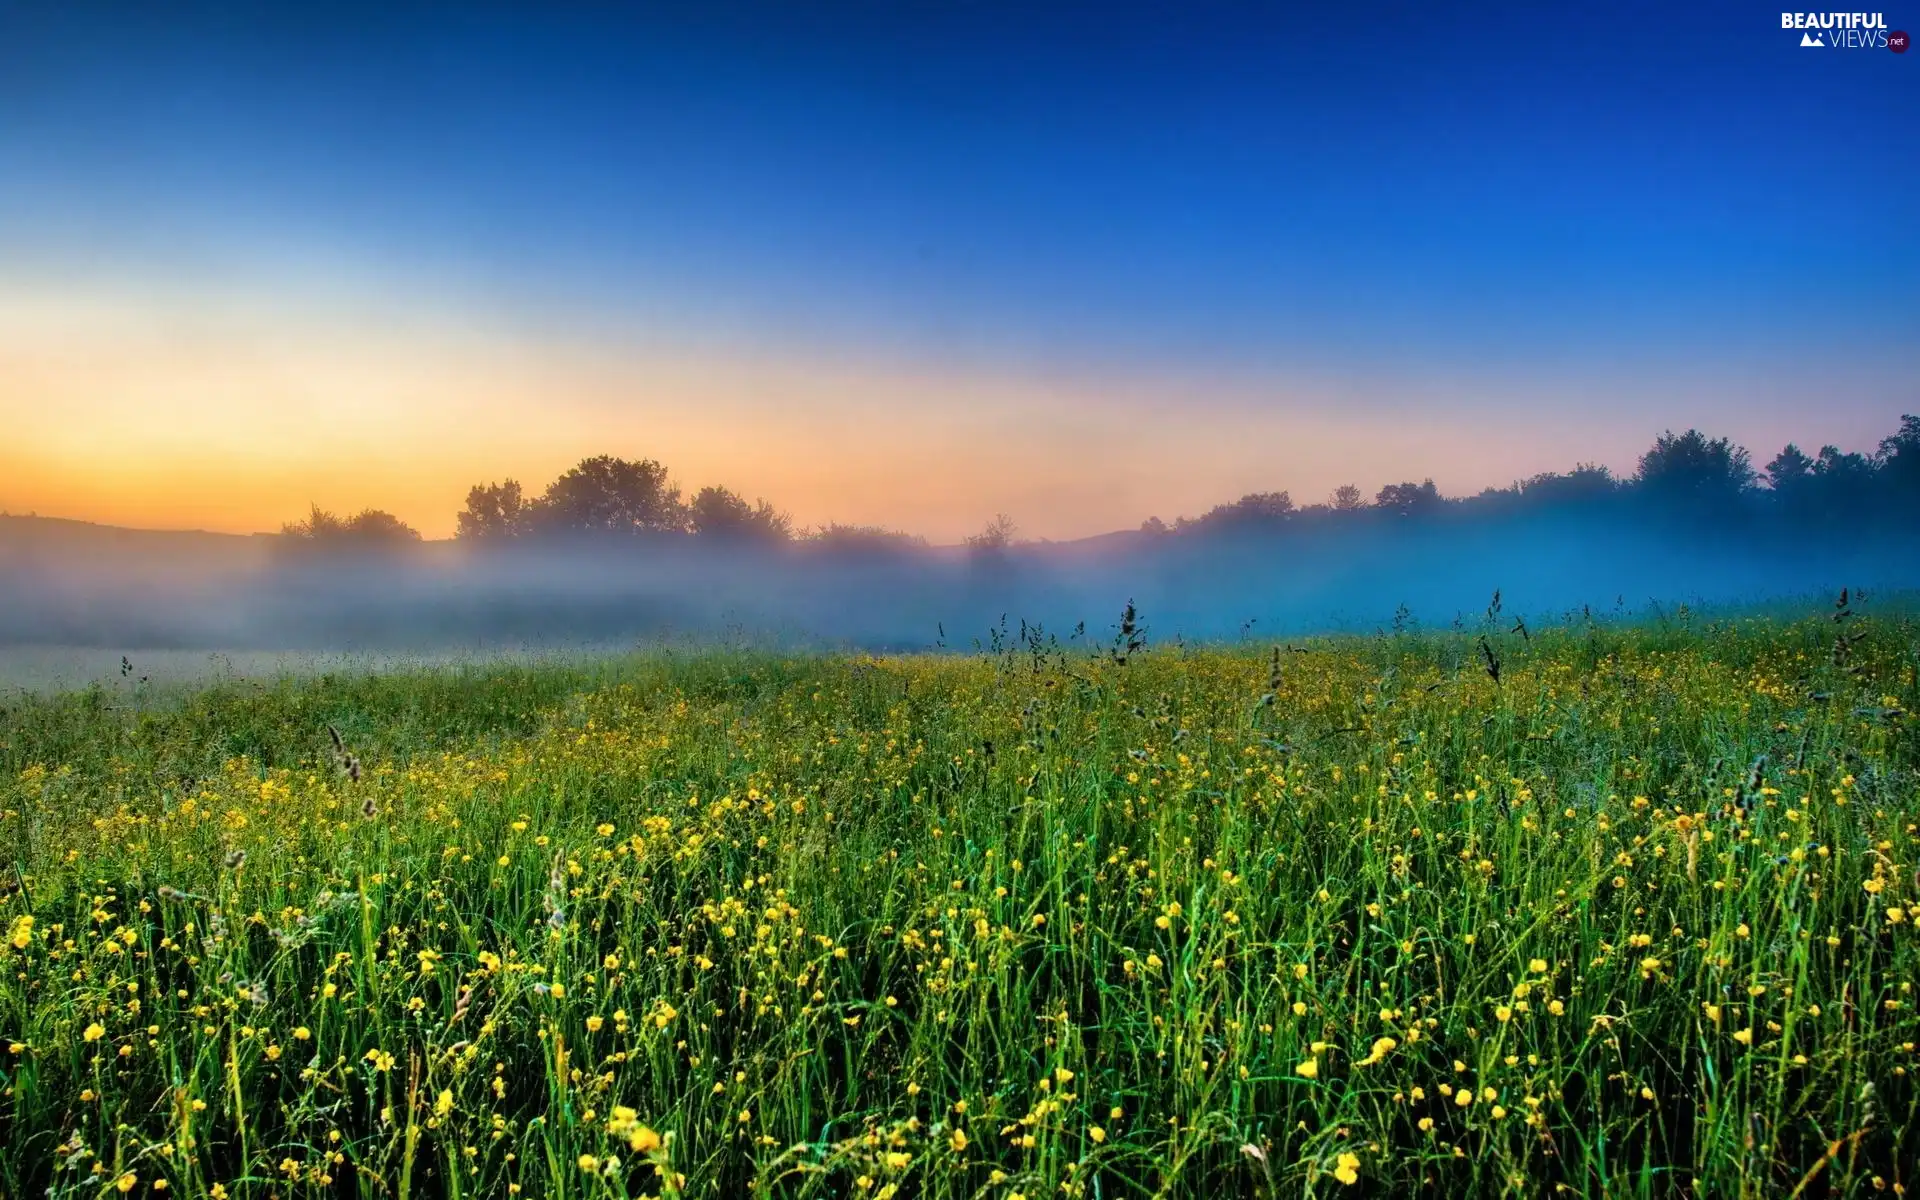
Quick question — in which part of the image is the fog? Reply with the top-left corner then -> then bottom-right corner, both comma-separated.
4,510 -> 1916,670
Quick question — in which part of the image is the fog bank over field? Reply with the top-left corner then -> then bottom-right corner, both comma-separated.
3,510 -> 1916,662
8,419 -> 1919,658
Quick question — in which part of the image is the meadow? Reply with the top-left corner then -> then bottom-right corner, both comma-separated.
1,601 -> 1915,1198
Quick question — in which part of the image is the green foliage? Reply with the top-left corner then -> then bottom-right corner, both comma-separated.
2,612 -> 1916,1197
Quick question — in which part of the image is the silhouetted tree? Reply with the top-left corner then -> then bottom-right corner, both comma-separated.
1814,444 -> 1873,486
1196,491 -> 1294,531
1757,441 -> 1875,523
688,486 -> 791,543
281,504 -> 348,542
1331,484 -> 1366,511
966,513 -> 1019,555
803,523 -> 927,559
278,505 -> 422,558
456,479 -> 530,541
531,456 -> 685,538
1375,479 -> 1443,516
1634,429 -> 1755,501
1139,516 -> 1170,536
1765,444 -> 1815,493
1513,463 -> 1617,508
342,510 -> 423,544
1803,444 -> 1876,518
1875,414 -> 1920,498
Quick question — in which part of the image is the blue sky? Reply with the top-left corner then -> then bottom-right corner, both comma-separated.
0,2 -> 1912,538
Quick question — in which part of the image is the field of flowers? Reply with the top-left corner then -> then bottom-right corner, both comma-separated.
1,605 -> 1916,1198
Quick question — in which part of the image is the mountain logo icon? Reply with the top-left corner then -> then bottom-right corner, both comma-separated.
1800,31 -> 1824,45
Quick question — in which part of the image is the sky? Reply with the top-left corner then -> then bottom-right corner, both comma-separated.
0,2 -> 1913,542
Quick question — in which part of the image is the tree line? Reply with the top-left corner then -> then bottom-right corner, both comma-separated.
278,415 -> 1920,556
278,454 -> 927,558
1151,417 -> 1919,536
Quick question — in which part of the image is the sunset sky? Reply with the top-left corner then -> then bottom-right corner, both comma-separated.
1,2 -> 1912,543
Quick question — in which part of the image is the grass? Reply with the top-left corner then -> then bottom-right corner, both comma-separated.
1,604 -> 1916,1197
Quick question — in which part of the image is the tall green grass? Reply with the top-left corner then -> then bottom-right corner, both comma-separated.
2,610 -> 1915,1197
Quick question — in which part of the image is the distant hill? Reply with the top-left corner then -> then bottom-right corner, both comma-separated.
0,510 -> 278,556
0,513 -> 486,582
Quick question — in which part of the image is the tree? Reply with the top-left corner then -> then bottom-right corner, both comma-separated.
1764,444 -> 1814,493
966,513 -> 1018,554
1195,491 -> 1294,531
688,486 -> 791,543
1331,484 -> 1366,511
1633,429 -> 1756,500
281,504 -> 348,542
1139,516 -> 1169,536
1375,479 -> 1443,516
279,505 -> 422,557
531,456 -> 685,538
1515,463 -> 1617,508
803,523 -> 927,559
1875,414 -> 1920,498
1813,444 -> 1873,485
456,479 -> 530,541
1807,444 -> 1876,514
1764,442 -> 1876,522
341,509 -> 424,545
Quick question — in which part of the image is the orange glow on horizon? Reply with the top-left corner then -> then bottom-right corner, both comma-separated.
2,270 -> 1896,544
